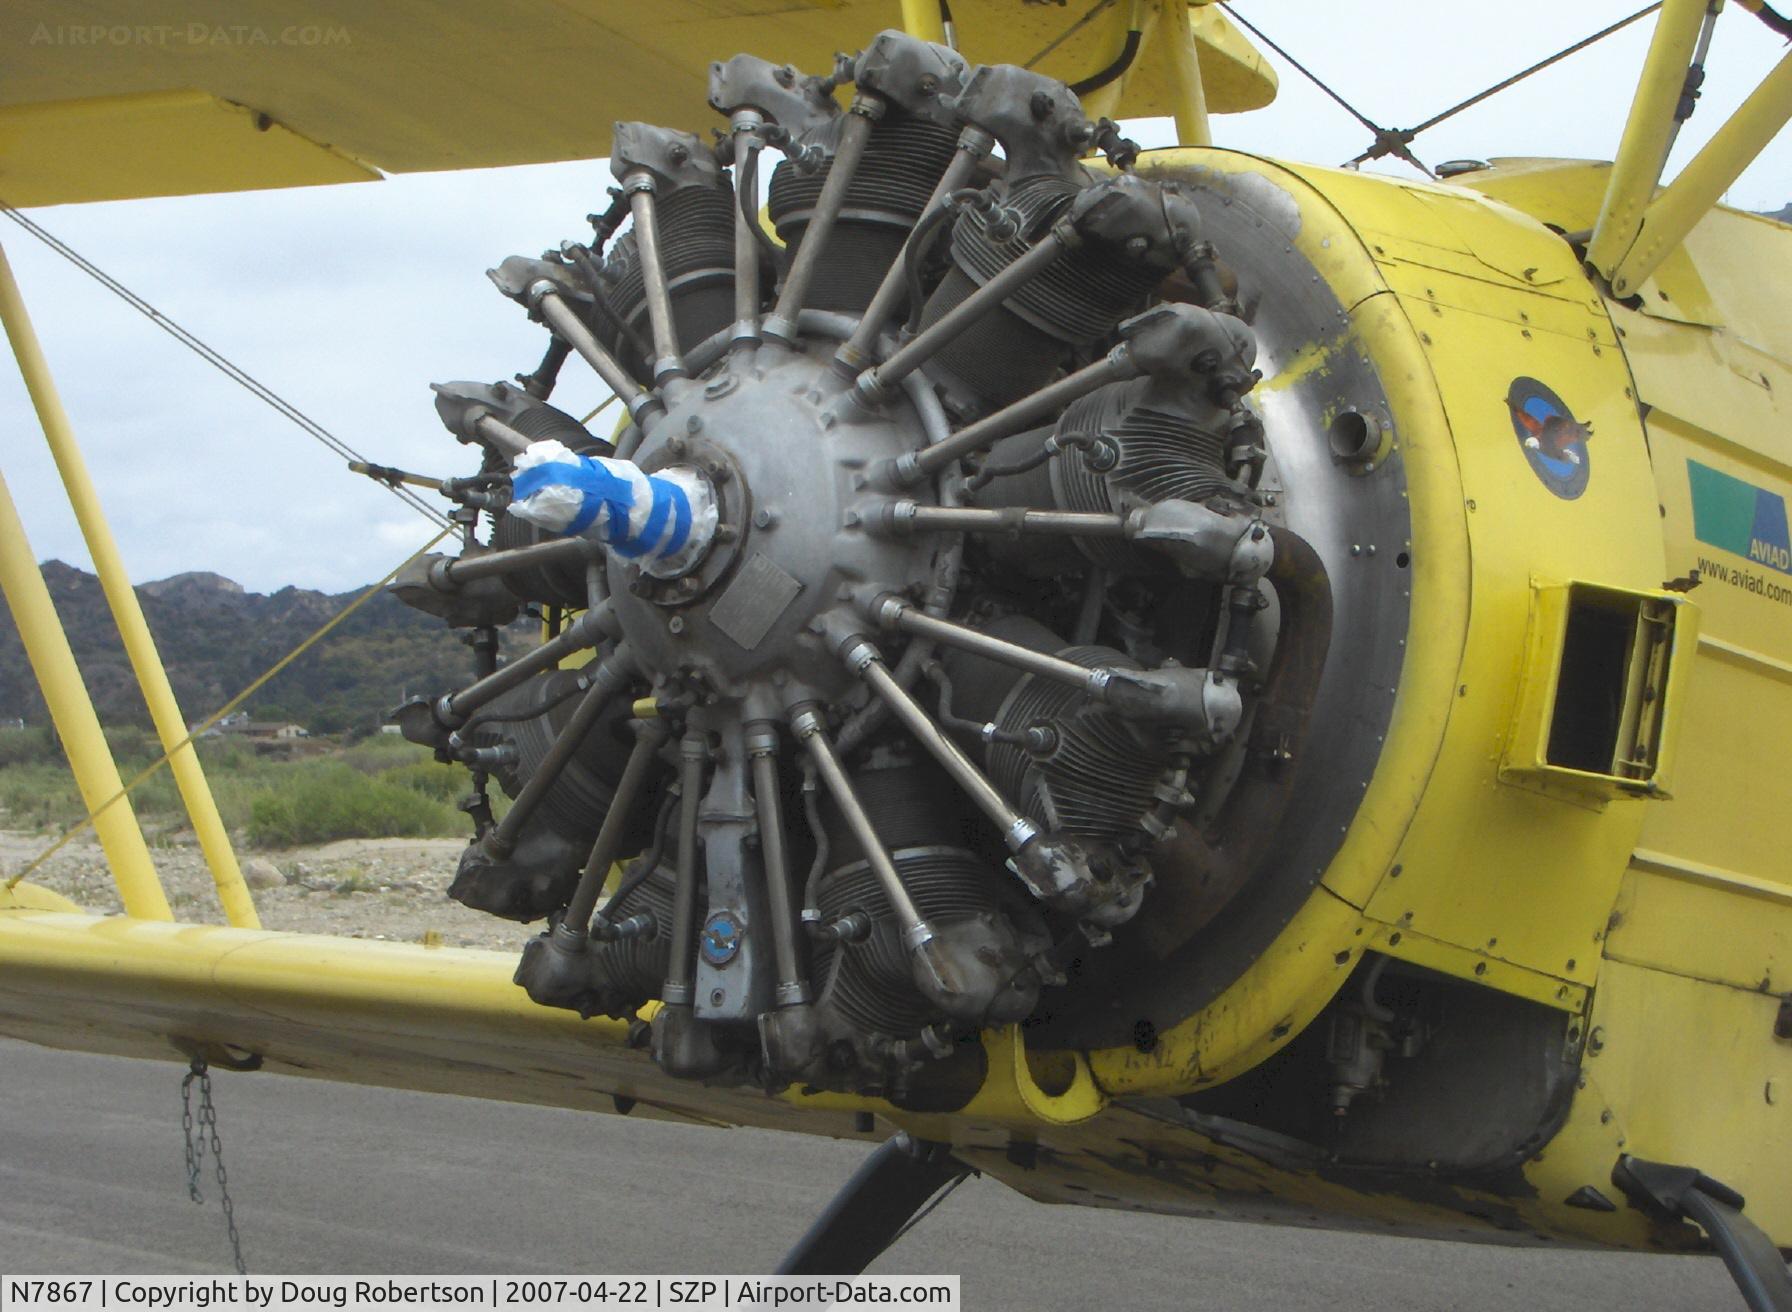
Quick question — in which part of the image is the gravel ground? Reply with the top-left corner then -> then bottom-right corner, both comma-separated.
2,827 -> 535,950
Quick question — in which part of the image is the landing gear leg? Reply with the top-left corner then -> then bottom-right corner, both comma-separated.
1613,1155 -> 1792,1312
775,1134 -> 971,1275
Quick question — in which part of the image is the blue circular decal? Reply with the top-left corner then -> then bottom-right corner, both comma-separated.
1506,377 -> 1592,500
699,910 -> 743,966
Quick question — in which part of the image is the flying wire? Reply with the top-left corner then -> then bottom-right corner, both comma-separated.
0,203 -> 455,531
1371,3 -> 1665,164
1220,2 -> 1668,177
1215,4 -> 1390,138
3,524 -> 456,893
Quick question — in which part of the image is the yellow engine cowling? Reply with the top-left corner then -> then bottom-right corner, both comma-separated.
963,150 -> 1791,1250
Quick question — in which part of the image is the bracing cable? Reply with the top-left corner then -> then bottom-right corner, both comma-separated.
1219,2 -> 1666,177
1387,4 -> 1664,156
0,203 -> 455,531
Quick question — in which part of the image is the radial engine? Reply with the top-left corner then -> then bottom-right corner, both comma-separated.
390,30 -> 1391,1105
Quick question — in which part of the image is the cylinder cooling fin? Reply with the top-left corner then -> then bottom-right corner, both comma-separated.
389,25 -> 1411,1109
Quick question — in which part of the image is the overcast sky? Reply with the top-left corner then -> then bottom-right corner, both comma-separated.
5,0 -> 1789,594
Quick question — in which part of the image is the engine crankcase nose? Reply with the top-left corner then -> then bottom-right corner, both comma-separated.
608,347 -> 938,706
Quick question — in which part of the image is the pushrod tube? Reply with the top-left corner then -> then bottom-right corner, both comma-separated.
472,414 -> 532,458
731,117 -> 766,348
764,104 -> 881,344
857,226 -> 1078,400
832,129 -> 992,373
840,638 -> 1031,846
894,350 -> 1135,485
867,597 -> 1106,697
622,179 -> 686,379
877,502 -> 1128,539
486,649 -> 636,856
748,722 -> 808,1004
789,705 -> 931,943
534,290 -> 658,419
662,732 -> 710,1007
443,536 -> 597,586
563,718 -> 671,934
440,611 -> 606,723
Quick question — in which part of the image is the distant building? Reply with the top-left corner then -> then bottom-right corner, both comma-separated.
221,720 -> 309,741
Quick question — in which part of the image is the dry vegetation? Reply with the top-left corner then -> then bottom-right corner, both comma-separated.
0,726 -> 528,950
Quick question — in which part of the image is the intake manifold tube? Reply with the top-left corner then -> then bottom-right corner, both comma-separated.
1160,524 -> 1334,946
877,302 -> 1256,488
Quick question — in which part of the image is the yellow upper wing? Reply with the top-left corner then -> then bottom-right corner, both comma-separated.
0,0 -> 1275,207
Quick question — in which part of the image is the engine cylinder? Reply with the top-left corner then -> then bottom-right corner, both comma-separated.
809,759 -> 1045,1067
976,376 -> 1240,575
448,668 -> 650,920
599,183 -> 744,370
920,174 -> 1173,406
941,615 -> 1173,845
585,858 -> 678,1017
768,111 -> 961,313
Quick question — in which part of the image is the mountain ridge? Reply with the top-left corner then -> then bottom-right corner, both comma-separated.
0,560 -> 526,734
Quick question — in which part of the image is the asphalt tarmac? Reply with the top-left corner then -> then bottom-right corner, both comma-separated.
0,1040 -> 1743,1310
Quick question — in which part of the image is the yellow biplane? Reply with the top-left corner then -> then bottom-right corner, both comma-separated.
2,1 -> 1790,1305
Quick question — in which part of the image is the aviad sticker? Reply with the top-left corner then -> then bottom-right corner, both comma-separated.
1688,459 -> 1792,575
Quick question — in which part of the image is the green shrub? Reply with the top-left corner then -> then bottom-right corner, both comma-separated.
376,759 -> 466,803
245,761 -> 460,848
103,725 -> 158,766
0,735 -> 467,847
335,737 -> 437,775
0,762 -> 87,830
0,725 -> 60,768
